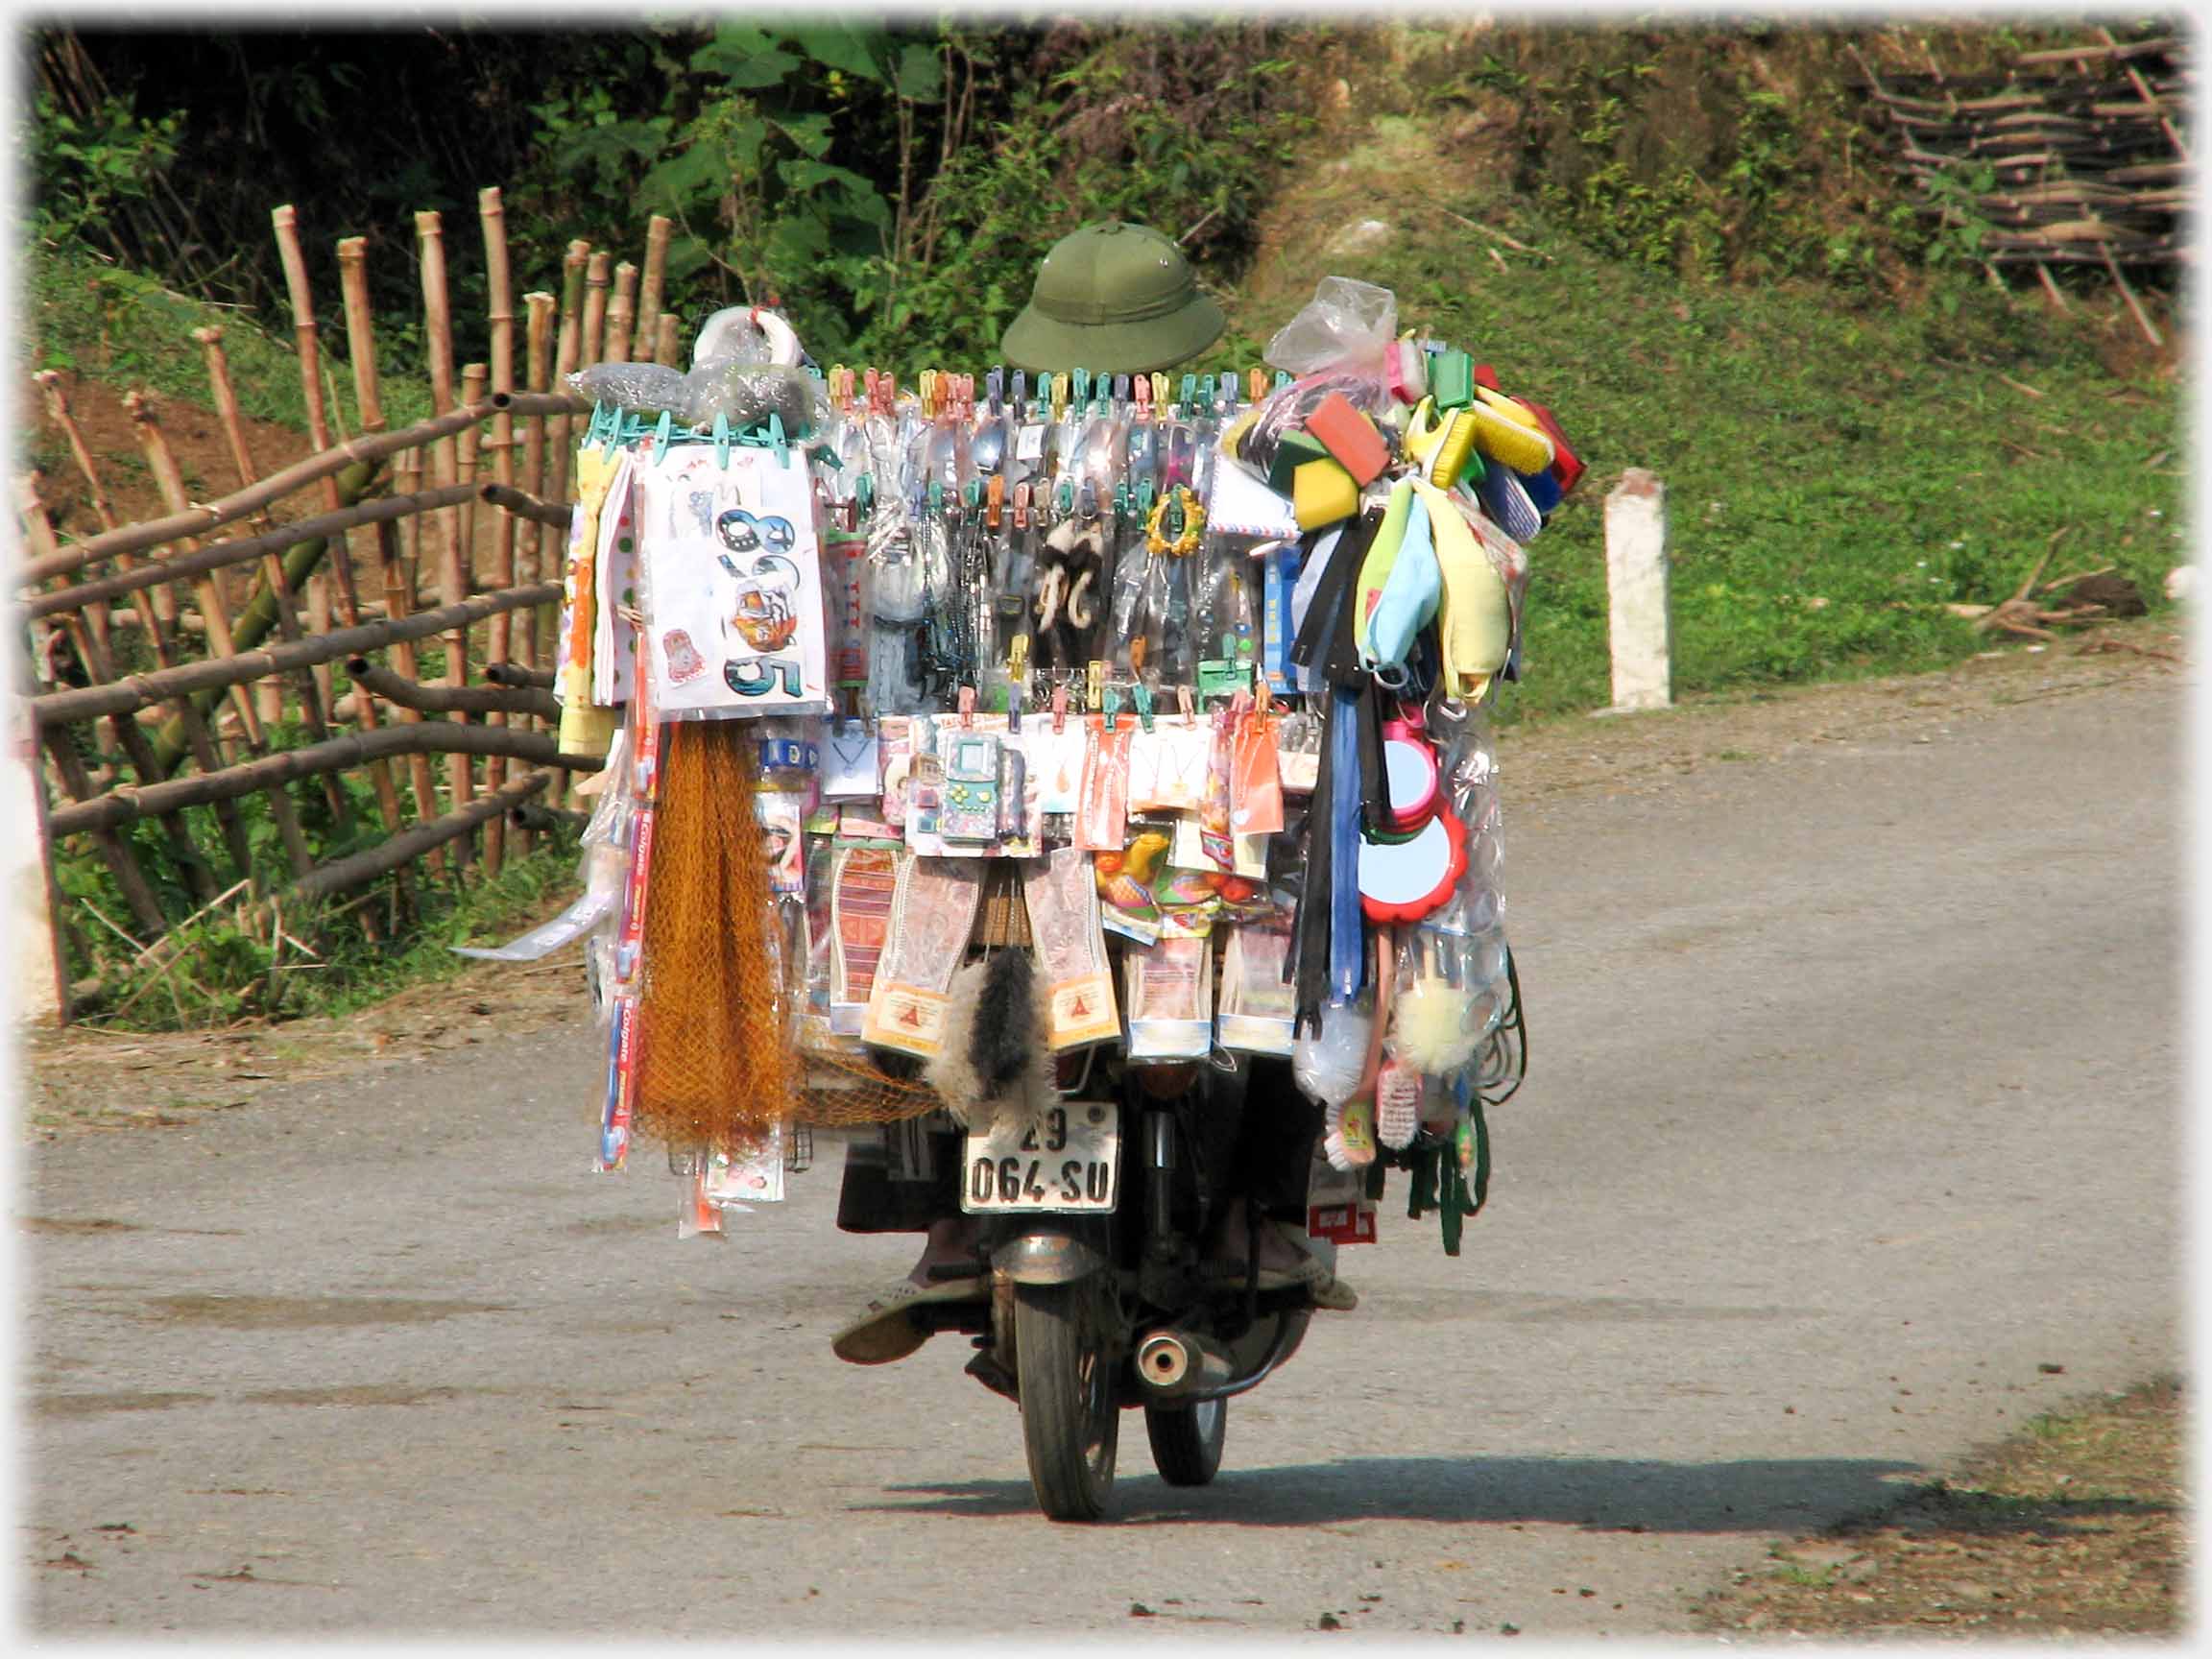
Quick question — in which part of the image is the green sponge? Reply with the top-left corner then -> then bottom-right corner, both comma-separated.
1266,429 -> 1330,494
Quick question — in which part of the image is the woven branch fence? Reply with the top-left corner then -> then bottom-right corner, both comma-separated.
14,192 -> 687,1017
1854,29 -> 2191,339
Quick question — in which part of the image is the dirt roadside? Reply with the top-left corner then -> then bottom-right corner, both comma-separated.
1695,1377 -> 2185,1638
14,610 -> 2184,1139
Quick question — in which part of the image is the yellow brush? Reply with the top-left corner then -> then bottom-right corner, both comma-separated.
1465,397 -> 1553,475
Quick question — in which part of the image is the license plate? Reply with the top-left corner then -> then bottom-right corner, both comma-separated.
960,1100 -> 1119,1214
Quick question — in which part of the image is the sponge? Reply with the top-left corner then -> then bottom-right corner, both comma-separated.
1292,457 -> 1359,530
1304,392 -> 1389,486
1266,429 -> 1330,494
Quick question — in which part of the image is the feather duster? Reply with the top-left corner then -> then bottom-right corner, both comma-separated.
926,950 -> 1057,1136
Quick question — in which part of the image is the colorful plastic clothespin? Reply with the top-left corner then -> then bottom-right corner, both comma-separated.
1152,372 -> 1170,412
926,479 -> 945,519
1012,481 -> 1031,530
1101,679 -> 1121,733
1114,373 -> 1131,406
1176,685 -> 1195,721
1131,680 -> 1156,733
1249,368 -> 1268,404
1051,679 -> 1070,733
1071,368 -> 1091,409
988,366 -> 1005,414
1134,375 -> 1151,420
986,474 -> 1005,529
1087,660 -> 1106,717
1180,373 -> 1199,414
958,684 -> 976,727
711,410 -> 733,469
1012,369 -> 1028,413
651,409 -> 674,458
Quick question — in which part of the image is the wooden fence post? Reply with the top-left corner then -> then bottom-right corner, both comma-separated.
1602,469 -> 1672,714
8,684 -> 68,1025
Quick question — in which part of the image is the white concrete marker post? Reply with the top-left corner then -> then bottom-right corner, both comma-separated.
1602,468 -> 1672,713
6,690 -> 65,1026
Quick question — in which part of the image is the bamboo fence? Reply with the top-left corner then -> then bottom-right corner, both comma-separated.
14,203 -> 684,1018
1854,30 -> 2191,338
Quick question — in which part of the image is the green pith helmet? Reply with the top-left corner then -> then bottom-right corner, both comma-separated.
999,221 -> 1226,375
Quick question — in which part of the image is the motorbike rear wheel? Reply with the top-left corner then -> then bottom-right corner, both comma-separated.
1142,1397 -> 1226,1486
1014,1279 -> 1120,1522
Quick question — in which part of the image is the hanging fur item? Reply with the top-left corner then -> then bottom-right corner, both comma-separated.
926,947 -> 1057,1135
1034,517 -> 1105,671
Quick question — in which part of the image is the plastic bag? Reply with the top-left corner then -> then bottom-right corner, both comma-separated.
681,359 -> 821,435
570,361 -> 690,418
1220,371 -> 1392,489
1264,276 -> 1399,378
565,350 -> 820,438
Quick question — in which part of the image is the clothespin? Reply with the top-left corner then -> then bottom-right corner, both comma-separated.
864,367 -> 880,412
1012,370 -> 1028,413
1152,373 -> 1170,411
857,472 -> 875,517
712,410 -> 733,469
766,411 -> 789,468
651,409 -> 674,458
1134,376 -> 1151,421
1137,479 -> 1156,518
1274,370 -> 1292,394
1087,661 -> 1106,718
958,684 -> 975,727
926,479 -> 944,519
1182,373 -> 1199,413
962,477 -> 982,516
1007,633 -> 1029,685
988,366 -> 1004,415
1051,678 -> 1069,733
1113,373 -> 1130,405
879,372 -> 897,415
1012,481 -> 1030,530
1056,477 -> 1075,519
1249,368 -> 1267,404
986,474 -> 1005,529
920,370 -> 937,421
1071,368 -> 1090,409
1049,373 -> 1067,422
1132,680 -> 1156,733
1102,679 -> 1122,734
1175,685 -> 1194,723
1112,481 -> 1129,523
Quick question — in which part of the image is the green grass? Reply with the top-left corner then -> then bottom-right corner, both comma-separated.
71,830 -> 585,1031
20,241 -> 435,433
1222,203 -> 2186,724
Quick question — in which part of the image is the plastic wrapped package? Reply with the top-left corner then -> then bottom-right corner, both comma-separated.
566,353 -> 821,439
681,360 -> 822,436
571,361 -> 692,418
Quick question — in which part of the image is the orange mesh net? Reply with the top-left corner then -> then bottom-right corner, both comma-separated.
630,718 -> 949,1148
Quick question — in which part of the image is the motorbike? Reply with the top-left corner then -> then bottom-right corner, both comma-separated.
900,1054 -> 1331,1521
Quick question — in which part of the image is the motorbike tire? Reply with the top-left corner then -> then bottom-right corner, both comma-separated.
1142,1397 -> 1226,1487
1014,1279 -> 1120,1522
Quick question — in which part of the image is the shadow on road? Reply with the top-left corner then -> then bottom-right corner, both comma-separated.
856,1454 -> 1924,1531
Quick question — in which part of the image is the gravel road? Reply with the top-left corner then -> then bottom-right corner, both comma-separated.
20,664 -> 2183,1639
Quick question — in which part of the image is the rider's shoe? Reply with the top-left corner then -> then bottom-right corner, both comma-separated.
830,1277 -> 988,1365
